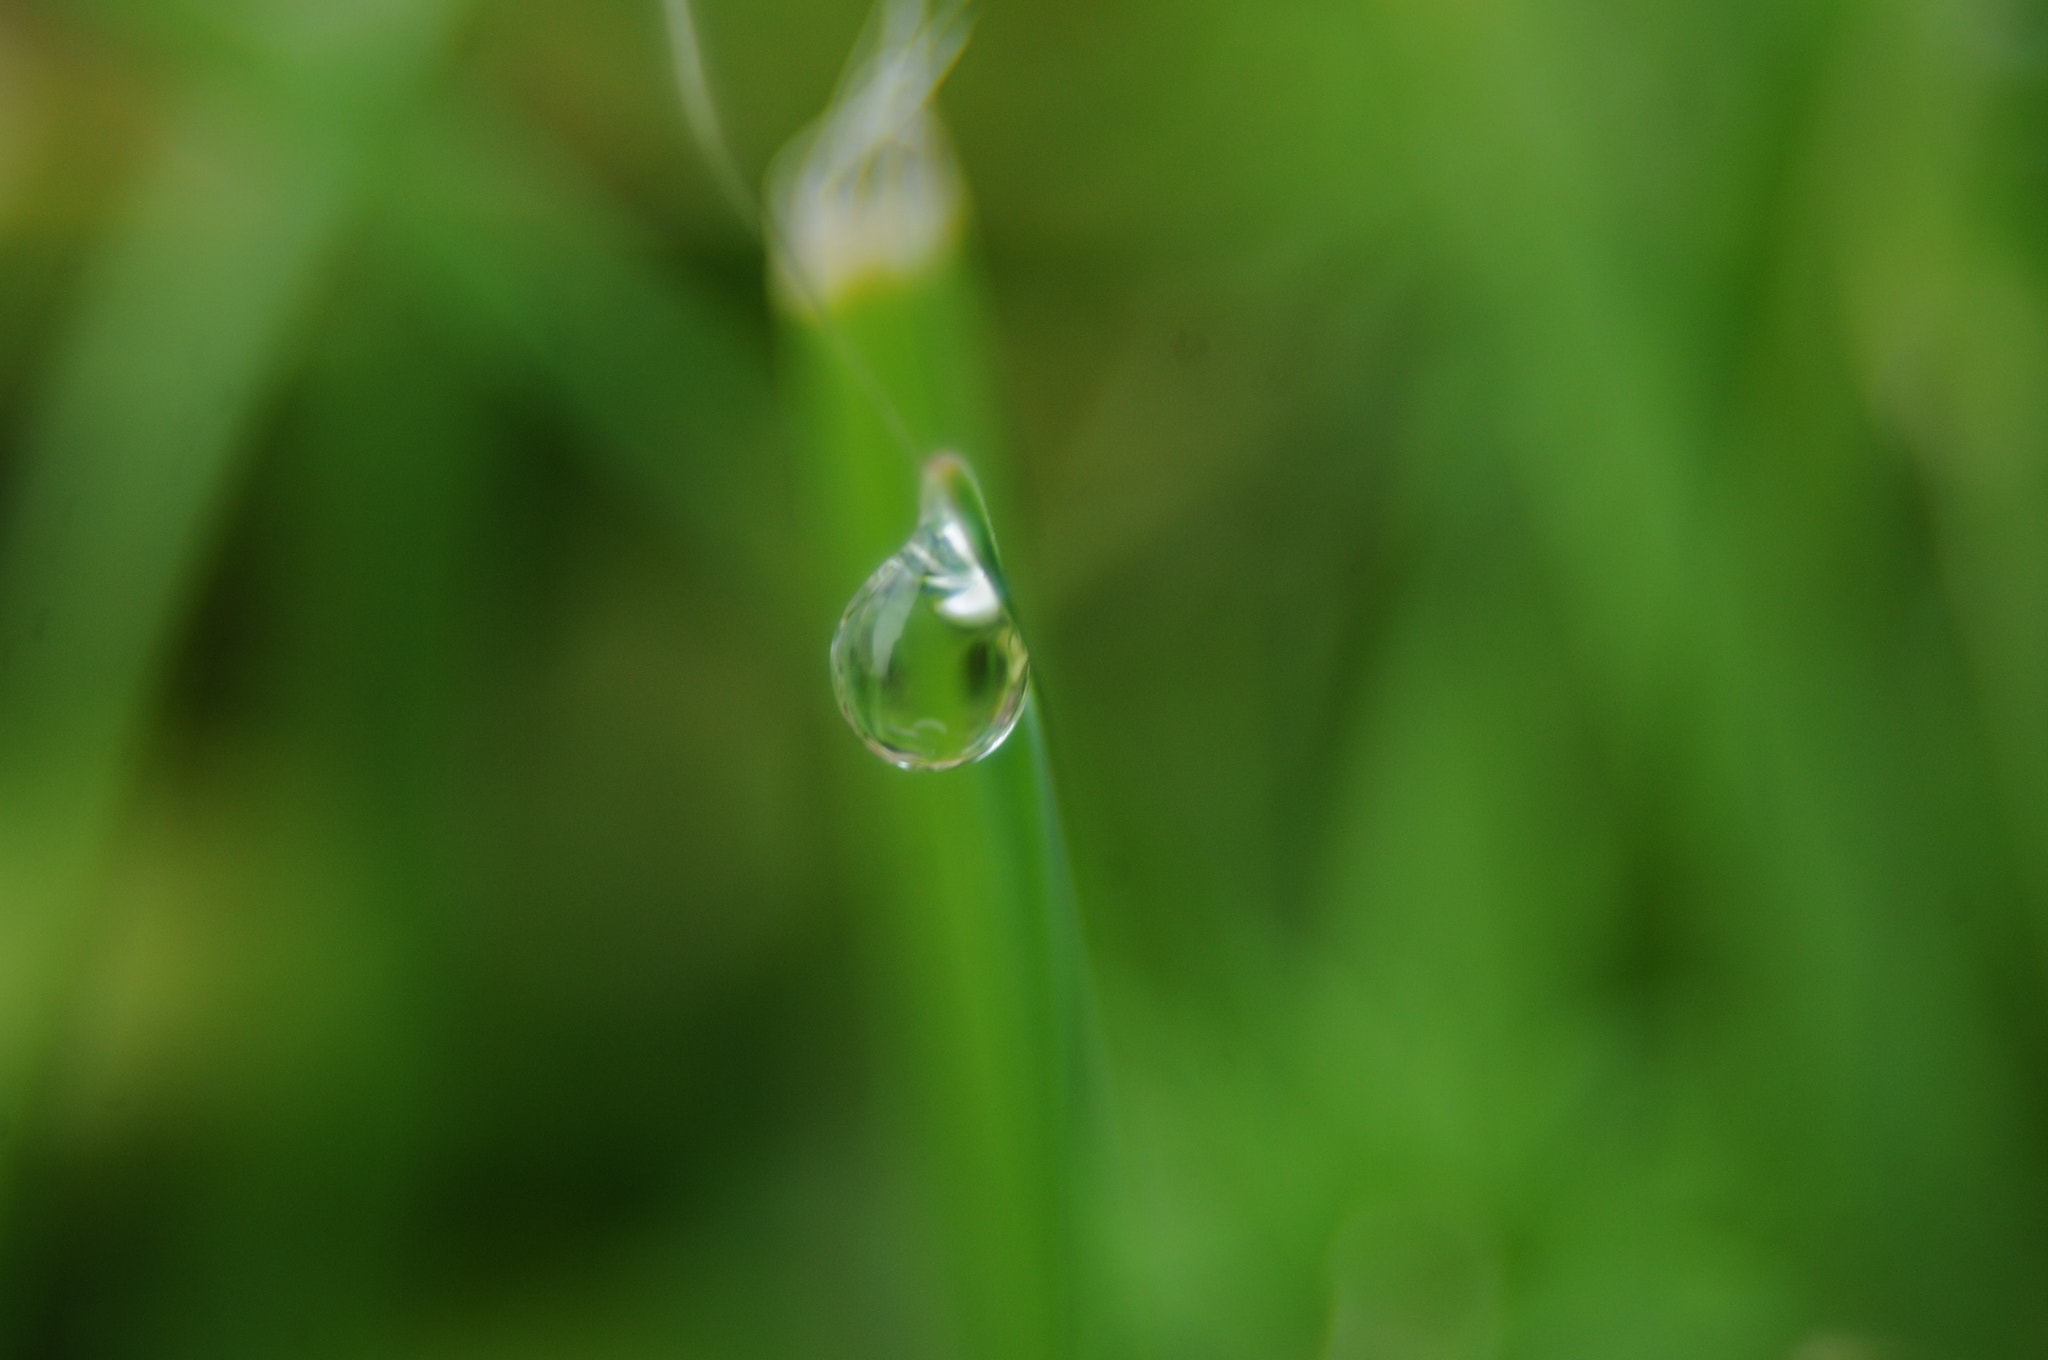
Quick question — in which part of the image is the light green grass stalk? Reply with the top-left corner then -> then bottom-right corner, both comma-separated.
789,277 -> 1086,1360
666,3 -> 1098,1355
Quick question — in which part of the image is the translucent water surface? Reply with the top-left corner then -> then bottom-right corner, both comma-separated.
830,454 -> 1029,770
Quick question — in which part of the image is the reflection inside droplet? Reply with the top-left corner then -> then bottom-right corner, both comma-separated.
830,453 -> 1030,771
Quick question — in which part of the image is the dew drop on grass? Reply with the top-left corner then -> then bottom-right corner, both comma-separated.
831,453 -> 1030,771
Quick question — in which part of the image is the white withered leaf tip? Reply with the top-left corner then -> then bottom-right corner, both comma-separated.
771,0 -> 976,310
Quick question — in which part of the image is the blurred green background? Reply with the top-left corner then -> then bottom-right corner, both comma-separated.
3,0 -> 2048,1355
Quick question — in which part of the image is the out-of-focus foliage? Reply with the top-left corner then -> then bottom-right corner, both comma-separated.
2,0 -> 2047,1356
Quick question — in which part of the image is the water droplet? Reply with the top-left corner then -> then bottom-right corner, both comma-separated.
831,453 -> 1030,771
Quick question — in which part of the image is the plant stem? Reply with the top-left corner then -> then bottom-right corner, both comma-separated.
784,252 -> 1095,1360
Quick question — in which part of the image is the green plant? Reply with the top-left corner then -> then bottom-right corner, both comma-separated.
668,3 -> 1102,1354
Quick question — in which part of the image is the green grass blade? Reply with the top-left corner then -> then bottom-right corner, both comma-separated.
765,5 -> 1098,1325
0,0 -> 472,1282
0,92 -> 350,1188
787,265 -> 1092,1360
